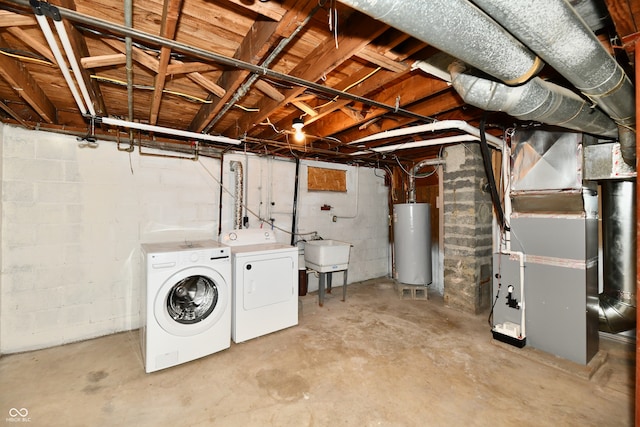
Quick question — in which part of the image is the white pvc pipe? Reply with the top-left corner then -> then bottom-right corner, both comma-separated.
100,117 -> 242,144
500,250 -> 526,339
34,14 -> 87,115
53,19 -> 96,116
347,120 -> 503,149
349,134 -> 479,156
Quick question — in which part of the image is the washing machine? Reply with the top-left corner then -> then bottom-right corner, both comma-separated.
220,229 -> 298,343
140,240 -> 231,373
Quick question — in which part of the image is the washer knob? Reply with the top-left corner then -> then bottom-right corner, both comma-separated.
189,252 -> 199,262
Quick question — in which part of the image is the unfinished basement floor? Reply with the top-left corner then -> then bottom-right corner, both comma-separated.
1,278 -> 635,426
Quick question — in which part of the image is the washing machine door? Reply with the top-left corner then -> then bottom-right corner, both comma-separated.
154,266 -> 228,337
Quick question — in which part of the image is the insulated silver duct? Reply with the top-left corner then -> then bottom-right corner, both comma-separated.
336,0 -> 543,85
449,62 -> 619,137
469,0 -> 636,165
230,161 -> 244,230
599,180 -> 637,333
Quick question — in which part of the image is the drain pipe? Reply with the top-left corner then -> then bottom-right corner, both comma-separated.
469,0 -> 636,166
31,1 -> 86,115
449,62 -> 619,138
123,0 -> 135,151
347,120 -> 504,149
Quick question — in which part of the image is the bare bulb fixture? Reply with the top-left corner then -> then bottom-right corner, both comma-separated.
292,118 -> 305,142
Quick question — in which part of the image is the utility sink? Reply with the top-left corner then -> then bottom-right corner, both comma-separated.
304,240 -> 351,273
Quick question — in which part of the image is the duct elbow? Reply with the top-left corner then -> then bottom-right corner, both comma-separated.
598,293 -> 637,333
449,63 -> 618,137
617,126 -> 637,168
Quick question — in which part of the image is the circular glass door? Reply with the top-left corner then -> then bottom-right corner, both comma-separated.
166,275 -> 219,324
155,266 -> 228,337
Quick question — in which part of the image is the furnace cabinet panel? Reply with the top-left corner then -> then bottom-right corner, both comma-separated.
493,215 -> 599,364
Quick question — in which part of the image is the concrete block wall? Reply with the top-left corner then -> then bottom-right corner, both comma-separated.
0,124 -> 221,353
296,161 -> 390,292
219,155 -> 390,292
443,144 -> 493,314
0,125 -> 390,353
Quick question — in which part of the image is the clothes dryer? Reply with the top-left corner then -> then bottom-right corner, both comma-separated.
220,229 -> 298,343
141,240 -> 231,373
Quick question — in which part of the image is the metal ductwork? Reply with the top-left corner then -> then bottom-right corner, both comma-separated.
336,0 -> 544,85
469,0 -> 636,166
339,0 -> 636,166
599,180 -> 637,333
449,62 -> 619,138
230,161 -> 244,230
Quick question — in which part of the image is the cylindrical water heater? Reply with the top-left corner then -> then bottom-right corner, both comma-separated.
393,203 -> 432,285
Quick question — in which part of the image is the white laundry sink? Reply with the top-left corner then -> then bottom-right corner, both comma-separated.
304,240 -> 351,273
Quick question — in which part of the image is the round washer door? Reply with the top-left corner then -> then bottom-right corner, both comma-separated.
154,265 -> 229,337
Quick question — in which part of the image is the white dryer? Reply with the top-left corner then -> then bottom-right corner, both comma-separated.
220,229 -> 298,343
141,240 -> 231,373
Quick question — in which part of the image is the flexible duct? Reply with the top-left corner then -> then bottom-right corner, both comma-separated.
230,161 -> 244,230
337,0 -> 543,85
469,0 -> 636,166
599,180 -> 637,333
407,158 -> 444,203
449,62 -> 619,137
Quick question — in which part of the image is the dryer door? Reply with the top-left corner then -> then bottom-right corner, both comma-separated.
238,254 -> 296,310
154,266 -> 229,337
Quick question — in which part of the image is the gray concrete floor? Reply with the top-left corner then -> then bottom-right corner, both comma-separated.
1,278 -> 635,426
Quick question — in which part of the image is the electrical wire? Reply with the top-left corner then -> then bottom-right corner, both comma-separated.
91,74 -> 212,103
0,48 -> 54,66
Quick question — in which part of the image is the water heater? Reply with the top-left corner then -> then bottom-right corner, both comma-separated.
393,203 -> 432,285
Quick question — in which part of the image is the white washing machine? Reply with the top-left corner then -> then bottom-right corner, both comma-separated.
220,229 -> 298,343
140,240 -> 231,373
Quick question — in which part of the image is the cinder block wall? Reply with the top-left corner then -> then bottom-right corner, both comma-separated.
0,125 -> 390,353
443,144 -> 493,314
296,161 -> 390,292
0,125 -> 221,353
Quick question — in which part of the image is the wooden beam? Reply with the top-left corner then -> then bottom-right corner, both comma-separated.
81,53 -> 127,69
291,100 -> 318,117
0,99 -> 31,128
189,0 -> 319,132
0,34 -> 56,123
355,47 -> 409,73
0,11 -> 37,27
185,72 -> 226,98
6,27 -> 56,64
150,0 -> 184,125
235,13 -> 389,137
188,19 -> 279,132
223,0 -> 287,21
254,79 -> 285,102
305,76 -> 451,140
166,61 -> 216,75
103,39 -> 159,73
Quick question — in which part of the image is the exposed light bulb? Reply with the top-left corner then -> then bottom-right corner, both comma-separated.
294,128 -> 305,142
292,118 -> 305,142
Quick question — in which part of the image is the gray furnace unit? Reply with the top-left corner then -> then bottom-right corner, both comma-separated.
492,130 -> 599,365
